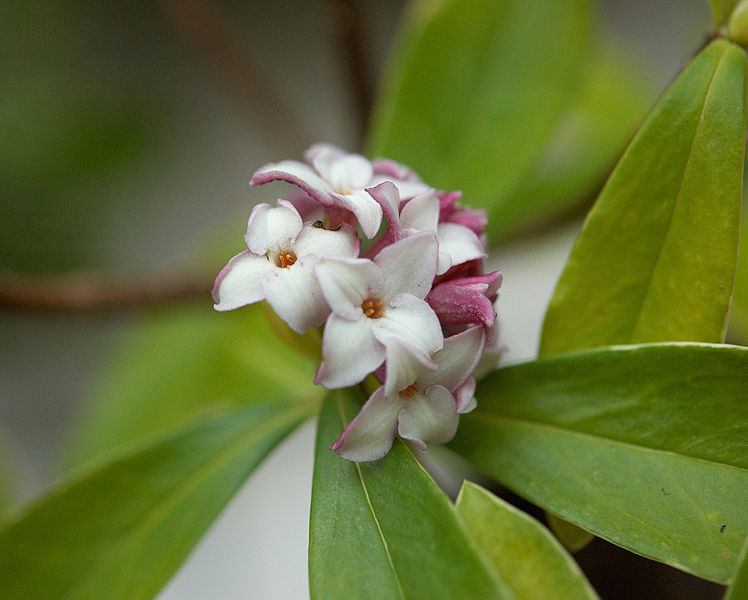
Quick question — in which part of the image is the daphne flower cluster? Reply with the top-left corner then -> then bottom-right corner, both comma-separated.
213,144 -> 501,462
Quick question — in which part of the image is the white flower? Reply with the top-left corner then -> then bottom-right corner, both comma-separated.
314,232 -> 443,394
250,144 -> 430,238
331,326 -> 486,462
212,200 -> 359,333
368,182 -> 486,275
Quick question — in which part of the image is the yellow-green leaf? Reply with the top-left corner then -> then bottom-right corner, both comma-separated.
540,40 -> 746,356
457,482 -> 599,599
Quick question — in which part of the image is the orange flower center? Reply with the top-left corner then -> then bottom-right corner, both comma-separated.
401,384 -> 419,398
278,250 -> 297,268
361,298 -> 385,318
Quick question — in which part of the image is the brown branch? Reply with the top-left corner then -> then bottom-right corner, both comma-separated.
330,0 -> 373,145
0,270 -> 211,314
159,0 -> 314,153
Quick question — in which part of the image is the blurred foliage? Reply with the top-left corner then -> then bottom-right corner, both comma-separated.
0,401 -> 314,600
64,303 -> 321,469
493,40 -> 653,239
0,1 -> 160,273
369,0 -> 653,241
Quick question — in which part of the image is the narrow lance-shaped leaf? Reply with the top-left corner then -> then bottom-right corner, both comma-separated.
368,0 -> 590,238
450,343 -> 748,582
65,303 -> 321,468
0,400 -> 315,600
540,40 -> 746,357
456,482 -> 599,600
309,391 -> 510,600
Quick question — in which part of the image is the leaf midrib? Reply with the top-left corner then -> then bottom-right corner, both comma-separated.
334,395 -> 407,600
59,402 -> 312,600
467,411 -> 747,473
628,44 -> 730,341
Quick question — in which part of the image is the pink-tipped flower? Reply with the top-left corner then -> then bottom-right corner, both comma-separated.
250,144 -> 429,239
368,182 -> 486,275
213,200 -> 359,333
331,326 -> 485,462
427,270 -> 502,329
438,190 -> 488,237
314,232 -> 443,396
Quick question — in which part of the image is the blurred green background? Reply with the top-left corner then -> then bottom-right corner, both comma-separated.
0,1 -> 738,598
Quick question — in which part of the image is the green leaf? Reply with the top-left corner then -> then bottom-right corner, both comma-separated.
540,40 -> 746,357
0,400 -> 314,600
456,482 -> 599,600
728,205 -> 748,342
65,303 -> 321,468
309,391 -> 510,600
368,0 -> 591,238
450,343 -> 748,582
491,39 -> 652,239
725,535 -> 748,599
546,513 -> 594,553
711,0 -> 739,27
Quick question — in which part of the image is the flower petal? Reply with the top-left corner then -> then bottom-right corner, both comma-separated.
329,190 -> 383,239
397,384 -> 459,450
330,387 -> 402,462
212,250 -> 273,311
250,161 -> 334,205
400,189 -> 440,233
426,281 -> 496,327
316,257 -> 381,320
369,174 -> 430,200
366,182 -> 402,239
454,377 -> 477,414
316,314 -> 385,389
310,146 -> 373,191
244,200 -> 303,256
293,221 -> 360,259
380,293 -> 444,355
420,326 -> 485,392
375,232 -> 438,300
436,223 -> 486,271
372,328 -> 436,399
371,158 -> 421,182
262,255 -> 330,333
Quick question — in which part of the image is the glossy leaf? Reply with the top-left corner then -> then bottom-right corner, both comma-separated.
65,303 -> 321,468
0,400 -> 314,600
725,535 -> 748,599
368,0 -> 590,238
540,40 -> 746,356
456,482 -> 599,600
450,343 -> 748,582
309,391 -> 510,600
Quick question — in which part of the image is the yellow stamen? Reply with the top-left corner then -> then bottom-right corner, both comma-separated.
401,384 -> 419,398
279,250 -> 297,268
361,298 -> 385,318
